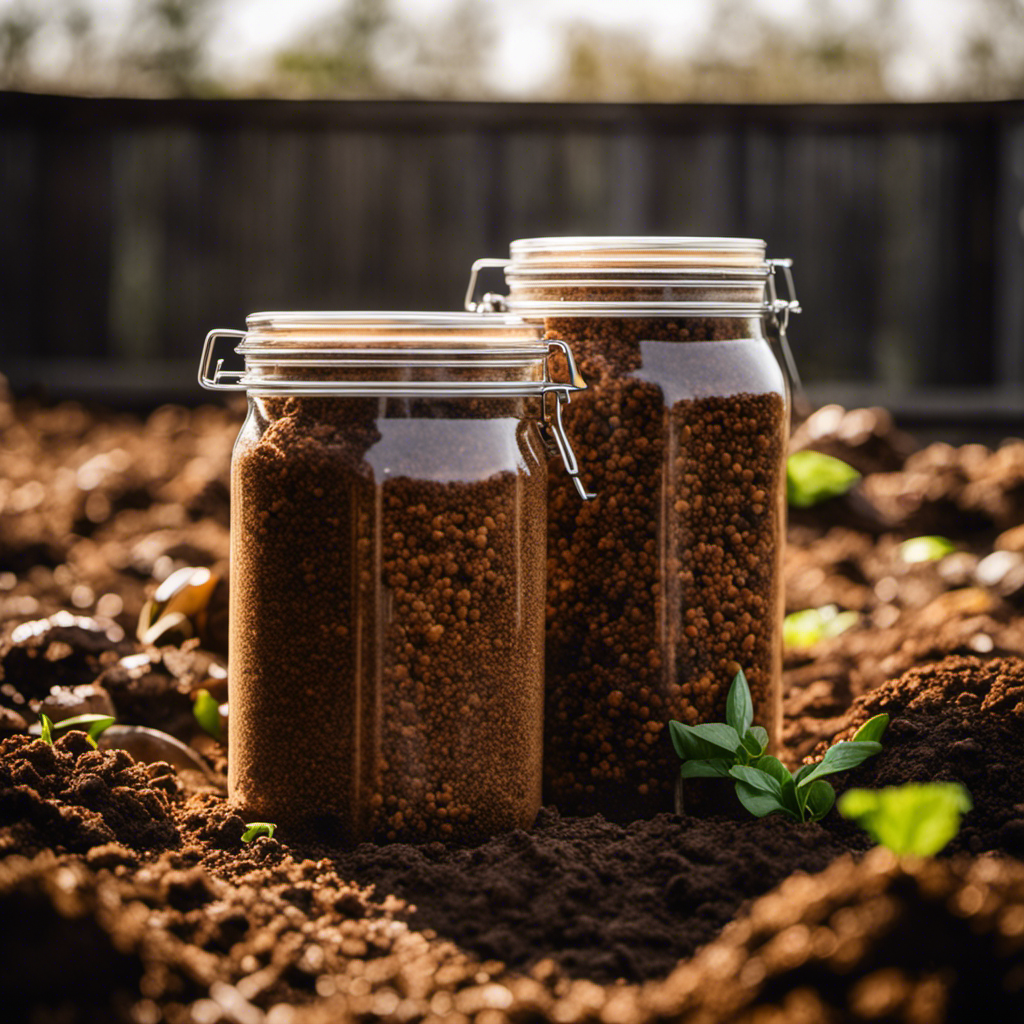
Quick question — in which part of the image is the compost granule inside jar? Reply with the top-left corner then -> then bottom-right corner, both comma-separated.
230,399 -> 546,843
0,732 -> 182,855
542,315 -> 786,818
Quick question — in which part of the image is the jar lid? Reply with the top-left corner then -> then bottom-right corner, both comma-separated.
199,311 -> 583,396
508,236 -> 768,268
466,236 -> 799,320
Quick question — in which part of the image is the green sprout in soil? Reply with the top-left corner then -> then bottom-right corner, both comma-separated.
898,535 -> 957,563
38,712 -> 115,749
670,670 -> 889,823
193,689 -> 223,741
787,451 -> 861,508
838,782 -> 972,856
783,605 -> 859,649
242,822 -> 277,843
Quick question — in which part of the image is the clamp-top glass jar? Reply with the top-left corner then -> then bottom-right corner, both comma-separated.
467,238 -> 800,820
199,312 -> 589,843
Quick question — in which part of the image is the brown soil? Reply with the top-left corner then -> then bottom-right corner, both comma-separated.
6,386 -> 1024,1021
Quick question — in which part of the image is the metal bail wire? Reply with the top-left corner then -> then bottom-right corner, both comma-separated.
541,339 -> 595,501
464,258 -> 512,312
198,329 -> 247,390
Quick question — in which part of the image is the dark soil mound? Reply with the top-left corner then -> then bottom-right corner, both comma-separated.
644,850 -> 1024,1024
0,733 -> 182,855
821,655 -> 1024,856
325,806 -> 857,983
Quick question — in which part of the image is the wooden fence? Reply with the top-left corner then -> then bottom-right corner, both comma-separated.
2,91 -> 1024,427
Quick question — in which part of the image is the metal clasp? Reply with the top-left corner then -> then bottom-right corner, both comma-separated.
766,258 -> 804,397
198,329 -> 247,391
540,339 -> 595,501
464,257 -> 512,312
767,258 -> 801,331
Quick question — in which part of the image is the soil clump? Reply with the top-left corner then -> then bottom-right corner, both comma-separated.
820,655 -> 1024,857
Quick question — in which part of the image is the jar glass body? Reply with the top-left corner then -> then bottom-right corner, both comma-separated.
226,343 -> 551,844
511,276 -> 789,819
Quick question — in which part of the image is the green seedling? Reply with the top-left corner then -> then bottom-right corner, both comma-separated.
898,535 -> 956,564
670,670 -> 888,823
838,782 -> 972,856
193,689 -> 223,741
784,605 -> 859,649
52,713 -> 115,749
787,451 -> 861,508
669,669 -> 770,780
242,822 -> 277,843
37,712 -> 114,748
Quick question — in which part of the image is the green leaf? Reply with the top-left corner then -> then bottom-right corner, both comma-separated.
852,713 -> 890,745
787,451 -> 861,508
792,762 -> 818,786
39,713 -> 54,746
750,755 -> 790,789
193,689 -> 223,741
679,759 -> 733,779
784,606 -> 859,649
837,783 -> 972,856
798,740 -> 883,786
732,780 -> 792,819
726,669 -> 754,736
670,720 -> 741,761
730,764 -> 785,799
803,780 -> 836,821
53,714 -> 116,749
748,726 -> 769,754
751,755 -> 801,818
899,535 -> 956,564
241,822 -> 277,843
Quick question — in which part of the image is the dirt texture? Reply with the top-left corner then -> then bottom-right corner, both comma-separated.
6,386 -> 1024,1021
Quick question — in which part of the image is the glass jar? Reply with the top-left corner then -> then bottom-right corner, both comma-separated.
199,312 -> 590,843
467,238 -> 800,820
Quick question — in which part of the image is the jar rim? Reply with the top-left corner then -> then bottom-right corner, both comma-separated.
509,236 -> 767,257
244,310 -> 544,342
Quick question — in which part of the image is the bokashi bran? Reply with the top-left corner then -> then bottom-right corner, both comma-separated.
542,314 -> 787,819
229,393 -> 547,844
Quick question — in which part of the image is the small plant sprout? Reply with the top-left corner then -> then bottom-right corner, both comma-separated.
669,670 -> 770,780
51,713 -> 116,749
38,713 -> 54,745
898,536 -> 956,564
838,782 -> 972,856
241,822 -> 277,843
783,606 -> 859,649
670,670 -> 889,823
787,451 -> 861,508
193,689 -> 223,741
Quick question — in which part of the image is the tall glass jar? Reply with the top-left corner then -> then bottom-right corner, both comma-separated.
468,238 -> 799,820
199,312 -> 589,843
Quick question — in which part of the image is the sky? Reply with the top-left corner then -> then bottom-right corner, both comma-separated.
1,0 -> 991,97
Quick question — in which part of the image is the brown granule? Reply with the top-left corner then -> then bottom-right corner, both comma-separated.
229,394 -> 547,844
541,314 -> 787,818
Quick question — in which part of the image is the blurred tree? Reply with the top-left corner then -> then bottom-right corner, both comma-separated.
552,0 -> 894,102
957,0 -> 1024,98
0,3 -> 41,88
272,0 -> 493,99
273,0 -> 394,96
118,0 -> 219,96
